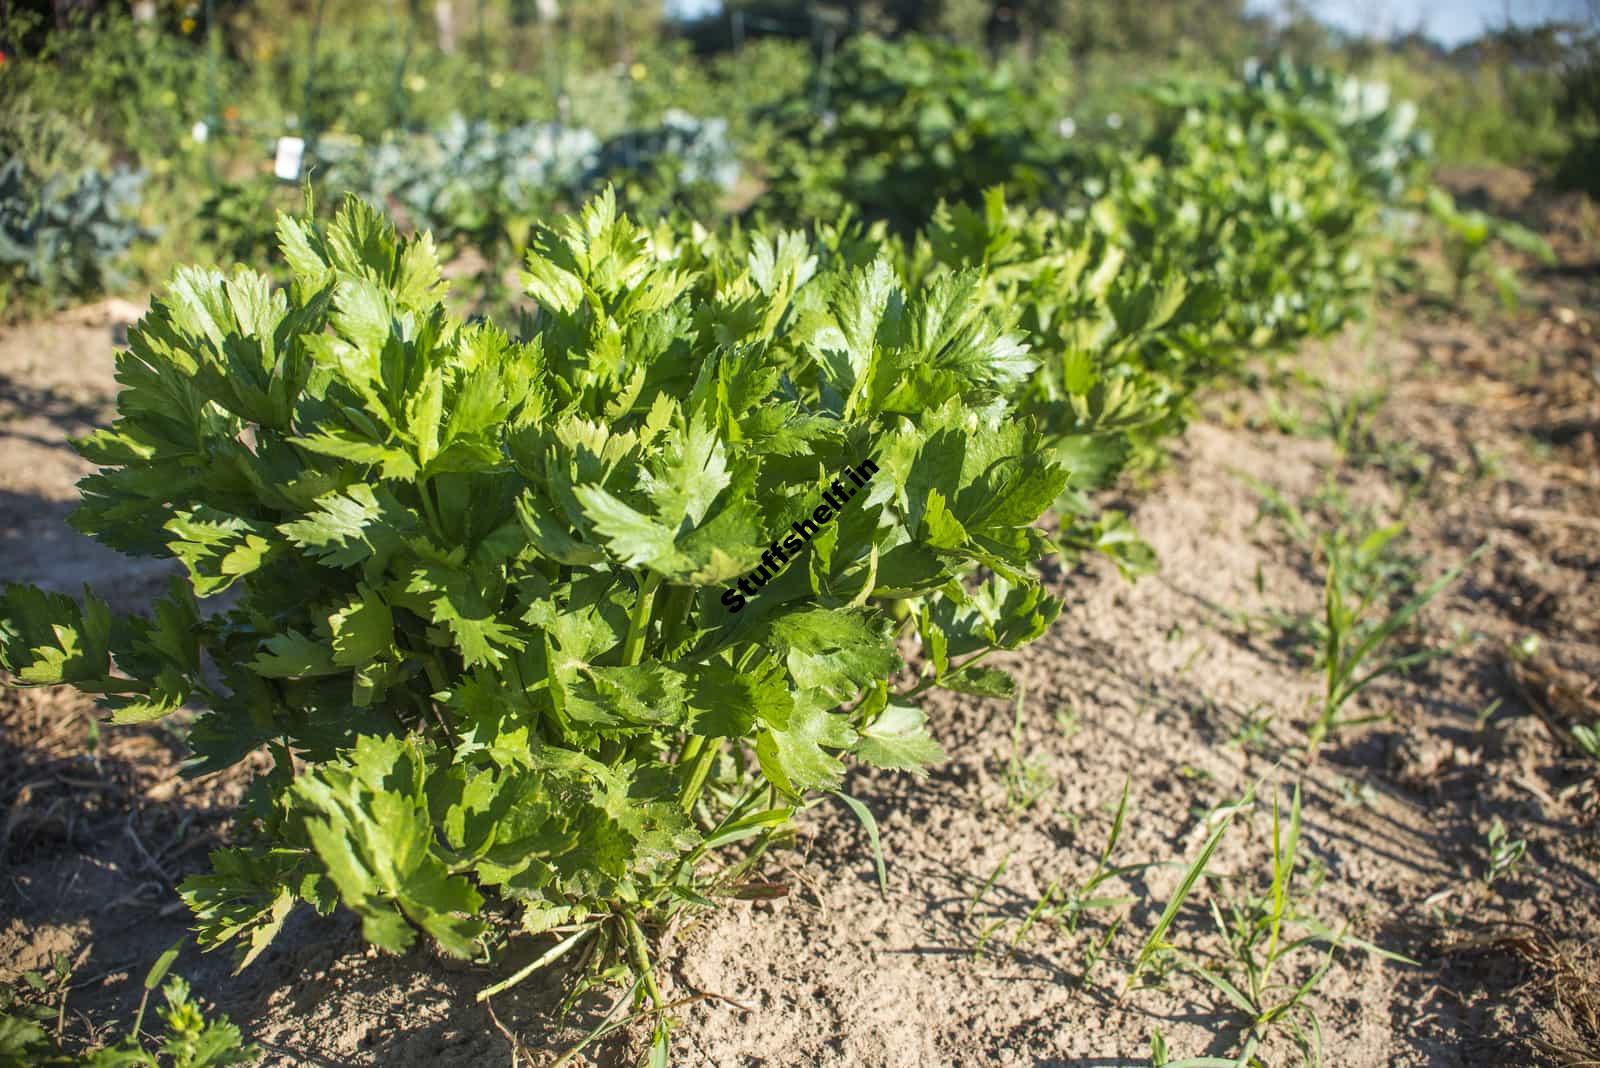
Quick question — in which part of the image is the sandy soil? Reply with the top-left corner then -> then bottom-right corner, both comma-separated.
1,173 -> 1596,1067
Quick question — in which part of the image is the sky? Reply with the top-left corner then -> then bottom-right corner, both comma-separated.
1248,0 -> 1592,46
663,0 -> 1595,47
665,0 -> 721,19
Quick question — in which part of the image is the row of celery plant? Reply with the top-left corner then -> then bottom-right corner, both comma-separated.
744,53 -> 1434,577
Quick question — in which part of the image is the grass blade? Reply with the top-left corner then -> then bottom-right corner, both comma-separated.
1264,784 -> 1302,983
1126,793 -> 1247,993
1338,544 -> 1484,692
834,790 -> 888,895
699,807 -> 795,852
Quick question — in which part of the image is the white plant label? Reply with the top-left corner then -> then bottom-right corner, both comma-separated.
274,136 -> 306,181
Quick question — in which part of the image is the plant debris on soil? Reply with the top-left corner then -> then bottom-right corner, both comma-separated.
2,169 -> 1597,1066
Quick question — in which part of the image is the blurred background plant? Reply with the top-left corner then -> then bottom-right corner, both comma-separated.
0,96 -> 148,317
1426,184 -> 1558,308
757,32 -> 1071,232
0,0 -> 1595,318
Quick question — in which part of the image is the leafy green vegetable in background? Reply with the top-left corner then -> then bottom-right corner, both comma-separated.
1556,34 -> 1600,197
1128,78 -> 1390,350
759,34 -> 1071,234
319,116 -> 600,246
873,58 -> 1429,574
0,157 -> 149,313
1237,58 -> 1434,202
592,109 -> 742,219
315,110 -> 741,307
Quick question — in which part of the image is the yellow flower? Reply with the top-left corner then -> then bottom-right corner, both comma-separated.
180,16 -> 196,33
629,62 -> 646,81
406,75 -> 427,93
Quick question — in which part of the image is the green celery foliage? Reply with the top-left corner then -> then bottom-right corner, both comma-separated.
0,190 -> 1065,1013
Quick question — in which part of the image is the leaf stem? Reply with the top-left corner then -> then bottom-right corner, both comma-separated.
678,736 -> 719,814
421,652 -> 459,750
621,572 -> 663,667
899,644 -> 999,700
417,478 -> 444,535
621,909 -> 664,1008
475,925 -> 595,1002
656,583 -> 696,655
